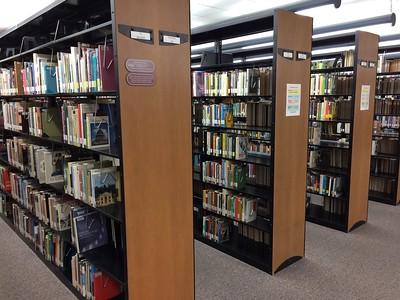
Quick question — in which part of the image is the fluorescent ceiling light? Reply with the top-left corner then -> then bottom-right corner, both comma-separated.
191,42 -> 215,51
191,64 -> 201,68
379,40 -> 400,47
241,42 -> 273,50
222,31 -> 273,45
312,45 -> 355,55
245,55 -> 273,62
233,59 -> 243,63
191,54 -> 202,58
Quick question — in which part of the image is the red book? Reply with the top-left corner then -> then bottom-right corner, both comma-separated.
93,272 -> 122,300
98,45 -> 117,91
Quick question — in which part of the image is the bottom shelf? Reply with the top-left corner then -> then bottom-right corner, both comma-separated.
306,204 -> 347,232
0,213 -> 85,300
369,190 -> 397,206
194,234 -> 272,273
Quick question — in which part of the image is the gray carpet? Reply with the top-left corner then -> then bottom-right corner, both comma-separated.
1,201 -> 399,299
195,201 -> 400,299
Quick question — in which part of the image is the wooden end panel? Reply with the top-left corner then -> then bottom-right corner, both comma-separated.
272,10 -> 312,273
348,31 -> 379,230
114,0 -> 194,299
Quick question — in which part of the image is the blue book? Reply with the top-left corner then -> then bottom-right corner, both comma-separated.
43,64 -> 57,94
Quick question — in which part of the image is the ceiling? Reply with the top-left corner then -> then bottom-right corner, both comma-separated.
0,0 -> 398,39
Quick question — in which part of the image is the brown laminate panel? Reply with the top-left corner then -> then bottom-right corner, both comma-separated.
348,31 -> 379,230
396,161 -> 400,205
113,0 -> 194,298
272,10 -> 313,273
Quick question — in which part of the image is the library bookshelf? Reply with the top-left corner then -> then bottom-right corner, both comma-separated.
0,0 -> 194,299
191,10 -> 312,274
369,55 -> 400,206
306,31 -> 379,232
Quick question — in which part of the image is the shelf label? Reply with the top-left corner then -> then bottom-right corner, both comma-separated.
163,35 -> 181,45
368,61 -> 376,68
360,60 -> 368,67
159,30 -> 189,46
131,30 -> 151,41
278,48 -> 294,60
286,83 -> 301,117
360,85 -> 370,111
296,51 -> 311,61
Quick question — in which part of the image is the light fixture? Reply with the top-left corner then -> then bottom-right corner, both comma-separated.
191,0 -> 341,35
312,45 -> 355,56
245,55 -> 273,62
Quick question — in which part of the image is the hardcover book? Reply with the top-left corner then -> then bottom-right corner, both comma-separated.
73,211 -> 108,253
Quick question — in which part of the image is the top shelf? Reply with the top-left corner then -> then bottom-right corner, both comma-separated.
310,66 -> 354,74
0,91 -> 118,100
192,61 -> 272,72
0,20 -> 112,64
377,71 -> 400,76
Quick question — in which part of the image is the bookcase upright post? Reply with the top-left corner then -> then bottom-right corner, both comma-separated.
113,0 -> 194,298
191,10 -> 312,274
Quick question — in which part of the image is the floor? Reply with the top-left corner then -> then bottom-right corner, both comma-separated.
1,201 -> 399,299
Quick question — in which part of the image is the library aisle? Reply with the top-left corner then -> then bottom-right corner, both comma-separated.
1,201 -> 399,299
196,201 -> 400,299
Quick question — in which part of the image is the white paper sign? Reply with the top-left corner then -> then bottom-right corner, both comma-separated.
286,83 -> 301,116
360,85 -> 370,111
163,35 -> 181,44
130,30 -> 151,41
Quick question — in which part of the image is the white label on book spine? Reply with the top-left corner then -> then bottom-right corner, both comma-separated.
286,83 -> 301,117
360,84 -> 370,111
163,35 -> 181,45
130,30 -> 151,41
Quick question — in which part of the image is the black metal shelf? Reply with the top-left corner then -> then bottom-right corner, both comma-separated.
369,190 -> 397,205
0,213 -> 86,300
370,172 -> 397,180
306,204 -> 347,232
201,206 -> 272,232
376,93 -> 400,97
193,123 -> 272,133
310,94 -> 352,98
0,91 -> 118,100
310,66 -> 354,74
0,157 -> 124,223
0,20 -> 112,64
309,119 -> 352,123
306,190 -> 348,202
374,113 -> 400,117
192,61 -> 272,72
196,151 -> 271,166
192,95 -> 272,99
308,143 -> 350,150
3,128 -> 120,159
377,71 -> 400,76
197,179 -> 272,201
372,134 -> 399,139
81,245 -> 126,285
371,153 -> 400,160
308,166 -> 349,176
194,234 -> 271,273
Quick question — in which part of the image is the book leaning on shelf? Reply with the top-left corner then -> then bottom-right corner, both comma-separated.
0,44 -> 116,95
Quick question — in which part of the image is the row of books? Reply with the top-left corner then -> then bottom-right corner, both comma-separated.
202,189 -> 258,223
374,97 -> 400,115
192,68 -> 272,97
202,215 -> 229,243
197,101 -> 272,128
306,172 -> 344,198
310,75 -> 353,95
238,222 -> 270,245
202,160 -> 246,189
71,255 -> 122,300
372,139 -> 398,156
6,137 -> 65,185
376,77 -> 400,95
247,141 -> 271,157
248,164 -> 271,186
11,203 -> 70,266
0,45 -> 116,95
2,101 -> 114,150
309,98 -> 352,121
308,149 -> 349,169
6,137 -> 121,208
373,116 -> 400,130
311,51 -> 354,70
369,177 -> 395,195
309,123 -> 351,145
370,157 -> 398,176
377,55 -> 400,73
203,131 -> 247,159
308,194 -> 346,216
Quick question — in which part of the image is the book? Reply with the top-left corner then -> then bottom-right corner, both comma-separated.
73,211 -> 108,253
